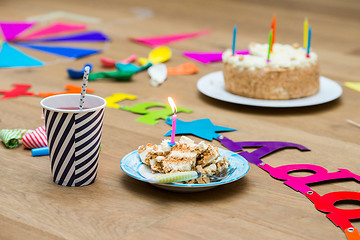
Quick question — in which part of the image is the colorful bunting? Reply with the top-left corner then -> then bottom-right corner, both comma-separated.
183,50 -> 250,64
131,30 -> 211,47
0,42 -> 44,68
15,42 -> 101,58
17,22 -> 87,40
27,31 -> 109,42
0,21 -> 34,41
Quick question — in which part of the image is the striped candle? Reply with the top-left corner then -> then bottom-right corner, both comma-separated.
148,171 -> 200,184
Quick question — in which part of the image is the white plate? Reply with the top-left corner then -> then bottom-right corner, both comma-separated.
120,148 -> 250,192
197,71 -> 343,108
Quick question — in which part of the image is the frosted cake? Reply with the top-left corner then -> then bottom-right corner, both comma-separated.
222,43 -> 320,100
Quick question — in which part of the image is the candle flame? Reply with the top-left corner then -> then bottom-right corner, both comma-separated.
168,97 -> 177,113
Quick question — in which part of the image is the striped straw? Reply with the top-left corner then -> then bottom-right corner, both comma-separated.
79,66 -> 90,110
148,171 -> 200,184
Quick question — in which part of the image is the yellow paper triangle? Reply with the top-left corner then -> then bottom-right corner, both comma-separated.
345,82 -> 360,92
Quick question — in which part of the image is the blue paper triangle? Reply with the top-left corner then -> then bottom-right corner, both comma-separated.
0,42 -> 44,68
15,42 -> 101,59
25,31 -> 110,42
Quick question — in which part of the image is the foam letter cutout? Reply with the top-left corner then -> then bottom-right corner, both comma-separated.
120,102 -> 192,125
105,93 -> 137,108
0,84 -> 34,99
165,119 -> 236,141
314,191 -> 360,239
35,84 -> 95,98
217,136 -> 310,165
260,164 -> 360,195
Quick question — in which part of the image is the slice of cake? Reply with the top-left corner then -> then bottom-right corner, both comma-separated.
222,42 -> 320,100
137,136 -> 230,184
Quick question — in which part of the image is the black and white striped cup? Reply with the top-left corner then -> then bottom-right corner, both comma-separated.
40,94 -> 106,187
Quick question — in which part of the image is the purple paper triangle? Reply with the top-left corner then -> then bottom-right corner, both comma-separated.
183,50 -> 250,64
15,42 -> 101,59
0,22 -> 35,41
24,31 -> 110,42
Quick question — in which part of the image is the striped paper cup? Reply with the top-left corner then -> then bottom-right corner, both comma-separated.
40,94 -> 106,187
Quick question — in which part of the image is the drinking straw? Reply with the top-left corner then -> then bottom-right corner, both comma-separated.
79,66 -> 90,110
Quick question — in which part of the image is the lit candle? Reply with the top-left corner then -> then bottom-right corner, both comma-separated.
306,25 -> 312,58
168,97 -> 177,144
232,24 -> 237,55
267,29 -> 273,62
271,14 -> 276,52
303,17 -> 308,49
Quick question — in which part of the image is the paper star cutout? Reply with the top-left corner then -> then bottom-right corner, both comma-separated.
164,118 -> 236,141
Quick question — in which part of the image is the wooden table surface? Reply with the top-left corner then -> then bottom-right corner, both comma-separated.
1,0 -> 359,239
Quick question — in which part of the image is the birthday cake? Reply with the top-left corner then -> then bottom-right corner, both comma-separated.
222,43 -> 320,100
138,136 -> 229,184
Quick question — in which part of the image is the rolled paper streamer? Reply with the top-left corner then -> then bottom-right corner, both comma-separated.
148,171 -> 200,184
31,147 -> 49,156
0,129 -> 32,148
22,126 -> 47,149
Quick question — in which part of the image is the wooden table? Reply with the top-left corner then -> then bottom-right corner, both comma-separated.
1,0 -> 359,239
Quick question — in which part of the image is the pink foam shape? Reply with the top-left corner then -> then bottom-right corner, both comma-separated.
17,22 -> 87,40
0,22 -> 35,41
131,30 -> 211,47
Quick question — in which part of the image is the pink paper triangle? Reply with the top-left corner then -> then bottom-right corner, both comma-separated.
131,30 -> 211,47
17,22 -> 87,40
0,22 -> 35,41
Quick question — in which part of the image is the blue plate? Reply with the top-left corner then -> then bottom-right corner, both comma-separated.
120,148 -> 250,192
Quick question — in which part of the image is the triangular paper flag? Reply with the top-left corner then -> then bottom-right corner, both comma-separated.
0,21 -> 35,41
15,42 -> 101,58
17,22 -> 87,40
345,82 -> 360,93
131,30 -> 211,47
183,50 -> 250,64
0,43 -> 44,68
26,31 -> 110,42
